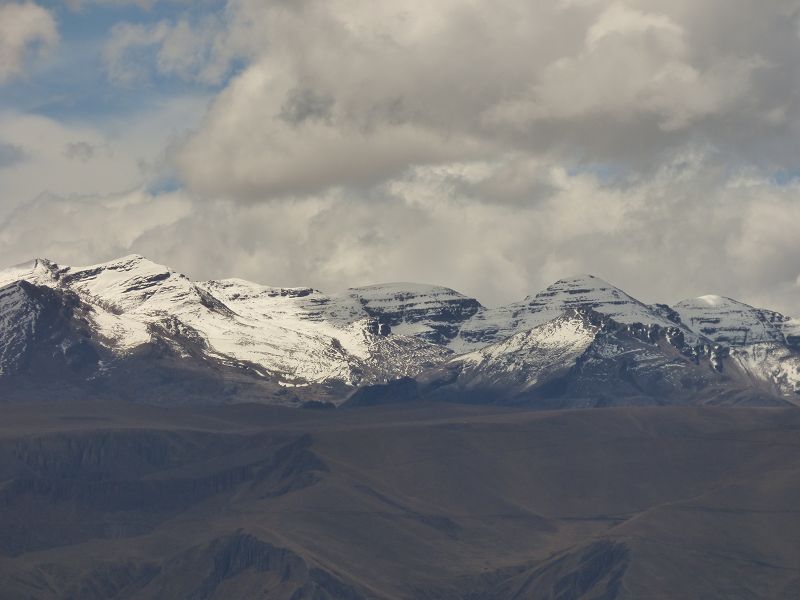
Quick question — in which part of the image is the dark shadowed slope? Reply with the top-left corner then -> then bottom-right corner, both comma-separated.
0,402 -> 799,599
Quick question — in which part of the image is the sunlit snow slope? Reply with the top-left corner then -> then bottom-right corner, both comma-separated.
674,295 -> 800,396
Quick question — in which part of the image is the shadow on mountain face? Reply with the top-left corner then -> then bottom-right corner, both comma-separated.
0,402 -> 799,599
13,532 -> 365,600
144,532 -> 366,600
498,541 -> 630,600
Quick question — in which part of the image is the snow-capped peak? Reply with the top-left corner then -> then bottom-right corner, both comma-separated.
522,273 -> 612,299
68,254 -> 173,277
525,274 -> 646,315
0,257 -> 61,288
695,294 -> 729,307
525,273 -> 704,334
339,282 -> 483,345
58,255 -> 198,314
202,278 -> 318,300
674,294 -> 797,346
346,281 -> 471,300
453,273 -> 695,353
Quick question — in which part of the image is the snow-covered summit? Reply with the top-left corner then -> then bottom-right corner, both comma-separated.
672,294 -> 800,396
0,258 -> 61,288
338,282 -> 483,344
202,278 -> 318,301
57,254 -> 201,313
346,281 -> 472,302
674,294 -> 799,346
452,274 -> 694,353
522,274 -> 682,326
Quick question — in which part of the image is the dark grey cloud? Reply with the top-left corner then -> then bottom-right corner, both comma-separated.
279,88 -> 334,125
63,141 -> 97,162
0,142 -> 26,168
63,0 -> 194,11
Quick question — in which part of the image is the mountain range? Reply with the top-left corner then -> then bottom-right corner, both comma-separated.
1,254 -> 798,407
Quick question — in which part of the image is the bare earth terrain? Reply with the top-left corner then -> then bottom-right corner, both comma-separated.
1,401 -> 798,599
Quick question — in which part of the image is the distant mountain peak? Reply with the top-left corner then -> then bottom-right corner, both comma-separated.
475,273 -> 694,342
517,275 -> 648,321
72,254 -> 173,274
550,273 -> 609,285
691,295 -> 741,308
528,274 -> 632,302
202,278 -> 319,300
347,281 -> 472,296
0,257 -> 62,288
30,257 -> 58,269
674,294 -> 797,348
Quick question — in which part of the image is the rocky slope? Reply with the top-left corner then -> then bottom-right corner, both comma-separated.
355,308 -> 778,408
0,281 -> 102,388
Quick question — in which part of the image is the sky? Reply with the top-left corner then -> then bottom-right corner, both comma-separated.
1,0 -> 800,315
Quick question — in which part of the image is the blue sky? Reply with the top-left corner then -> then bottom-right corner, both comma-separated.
3,1 -> 226,121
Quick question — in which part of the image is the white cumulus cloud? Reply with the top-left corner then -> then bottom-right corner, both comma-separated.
0,2 -> 58,83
